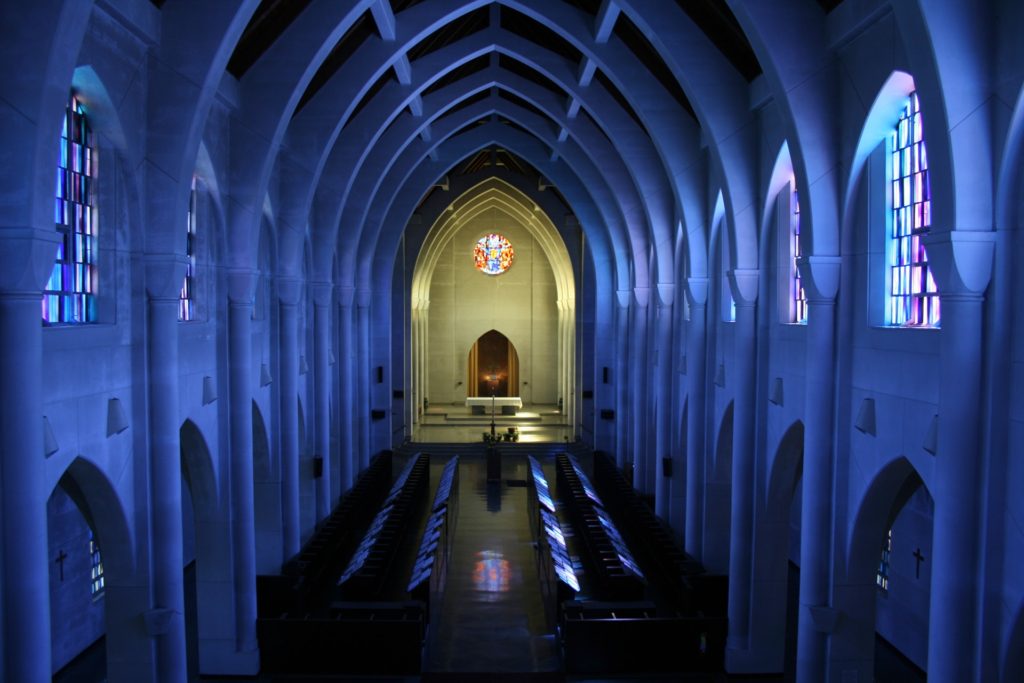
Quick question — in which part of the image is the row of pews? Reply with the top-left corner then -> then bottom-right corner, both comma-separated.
592,450 -> 728,616
407,456 -> 459,615
527,455 -> 581,627
529,451 -> 727,675
256,451 -> 454,675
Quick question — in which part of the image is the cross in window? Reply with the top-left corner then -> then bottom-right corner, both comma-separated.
55,549 -> 68,582
913,547 -> 926,579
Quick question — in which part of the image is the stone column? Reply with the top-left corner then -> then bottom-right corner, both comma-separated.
227,269 -> 258,655
614,290 -> 631,468
0,233 -> 56,683
684,277 -> 709,559
356,288 -> 372,472
654,283 -> 675,519
630,287 -> 650,490
146,255 -> 189,682
278,278 -> 301,558
336,286 -> 355,492
312,283 -> 331,521
670,287 -> 688,535
793,256 -> 841,683
923,232 -> 993,683
726,268 -> 758,651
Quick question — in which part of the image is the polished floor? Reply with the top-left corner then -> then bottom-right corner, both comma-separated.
423,451 -> 559,673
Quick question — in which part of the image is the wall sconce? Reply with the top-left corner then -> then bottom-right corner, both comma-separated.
854,398 -> 876,436
107,398 -> 129,436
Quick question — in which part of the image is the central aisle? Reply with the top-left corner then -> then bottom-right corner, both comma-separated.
425,452 -> 560,674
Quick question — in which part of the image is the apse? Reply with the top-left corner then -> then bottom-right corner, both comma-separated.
407,167 -> 576,432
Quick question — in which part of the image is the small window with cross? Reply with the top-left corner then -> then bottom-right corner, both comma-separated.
89,531 -> 104,597
876,528 -> 892,593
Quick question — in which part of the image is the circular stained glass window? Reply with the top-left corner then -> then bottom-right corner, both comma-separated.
474,233 -> 514,275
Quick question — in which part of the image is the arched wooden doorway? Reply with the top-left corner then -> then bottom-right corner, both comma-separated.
467,330 -> 520,397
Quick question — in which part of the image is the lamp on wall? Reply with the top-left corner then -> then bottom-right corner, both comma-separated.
107,397 -> 129,436
202,375 -> 217,405
43,416 -> 59,457
854,398 -> 876,436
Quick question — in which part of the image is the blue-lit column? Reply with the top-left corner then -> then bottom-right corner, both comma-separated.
336,286 -> 355,492
922,233 -> 993,683
654,283 -> 675,520
614,290 -> 631,468
146,255 -> 189,683
630,287 -> 650,490
669,283 -> 688,536
227,270 -> 258,657
726,269 -> 758,652
0,237 -> 53,683
312,283 -> 331,520
278,278 -> 301,558
794,256 -> 840,683
684,277 -> 709,560
356,288 -> 372,471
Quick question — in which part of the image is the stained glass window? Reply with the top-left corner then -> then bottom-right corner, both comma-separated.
44,93 -> 98,324
876,528 -> 892,593
473,233 -> 514,275
179,177 -> 197,321
89,530 -> 104,596
790,185 -> 807,324
888,92 -> 938,326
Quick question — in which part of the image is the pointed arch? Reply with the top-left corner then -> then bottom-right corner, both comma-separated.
49,456 -> 150,680
252,401 -> 283,573
832,455 -> 932,680
179,419 -> 233,673
705,401 -> 734,574
748,420 -> 805,671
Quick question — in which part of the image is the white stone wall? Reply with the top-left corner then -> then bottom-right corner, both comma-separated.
426,207 -> 559,405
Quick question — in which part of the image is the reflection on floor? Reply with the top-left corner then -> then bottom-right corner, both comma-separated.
423,450 -> 559,674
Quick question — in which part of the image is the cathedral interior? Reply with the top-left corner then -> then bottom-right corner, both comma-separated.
2,1 -> 1024,682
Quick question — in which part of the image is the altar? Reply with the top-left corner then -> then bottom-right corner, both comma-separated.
465,396 -> 523,415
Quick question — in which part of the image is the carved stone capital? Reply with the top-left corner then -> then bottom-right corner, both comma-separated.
796,255 -> 842,303
656,282 -> 675,308
922,230 -> 995,298
685,277 -> 709,307
615,289 -> 632,309
277,277 -> 302,306
226,268 -> 257,305
311,281 -> 333,307
356,287 -> 374,308
145,253 -> 189,302
336,285 -> 355,307
727,268 -> 759,306
633,286 -> 650,308
0,227 -> 61,292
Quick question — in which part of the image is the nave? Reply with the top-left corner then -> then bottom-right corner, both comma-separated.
7,2 -> 1024,682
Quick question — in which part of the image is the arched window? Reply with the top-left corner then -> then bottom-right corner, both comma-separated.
89,530 -> 104,596
888,92 -> 937,326
790,184 -> 807,324
876,527 -> 892,593
179,176 -> 197,321
44,93 -> 98,324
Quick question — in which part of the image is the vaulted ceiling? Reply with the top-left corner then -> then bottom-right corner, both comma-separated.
191,0 -> 845,292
